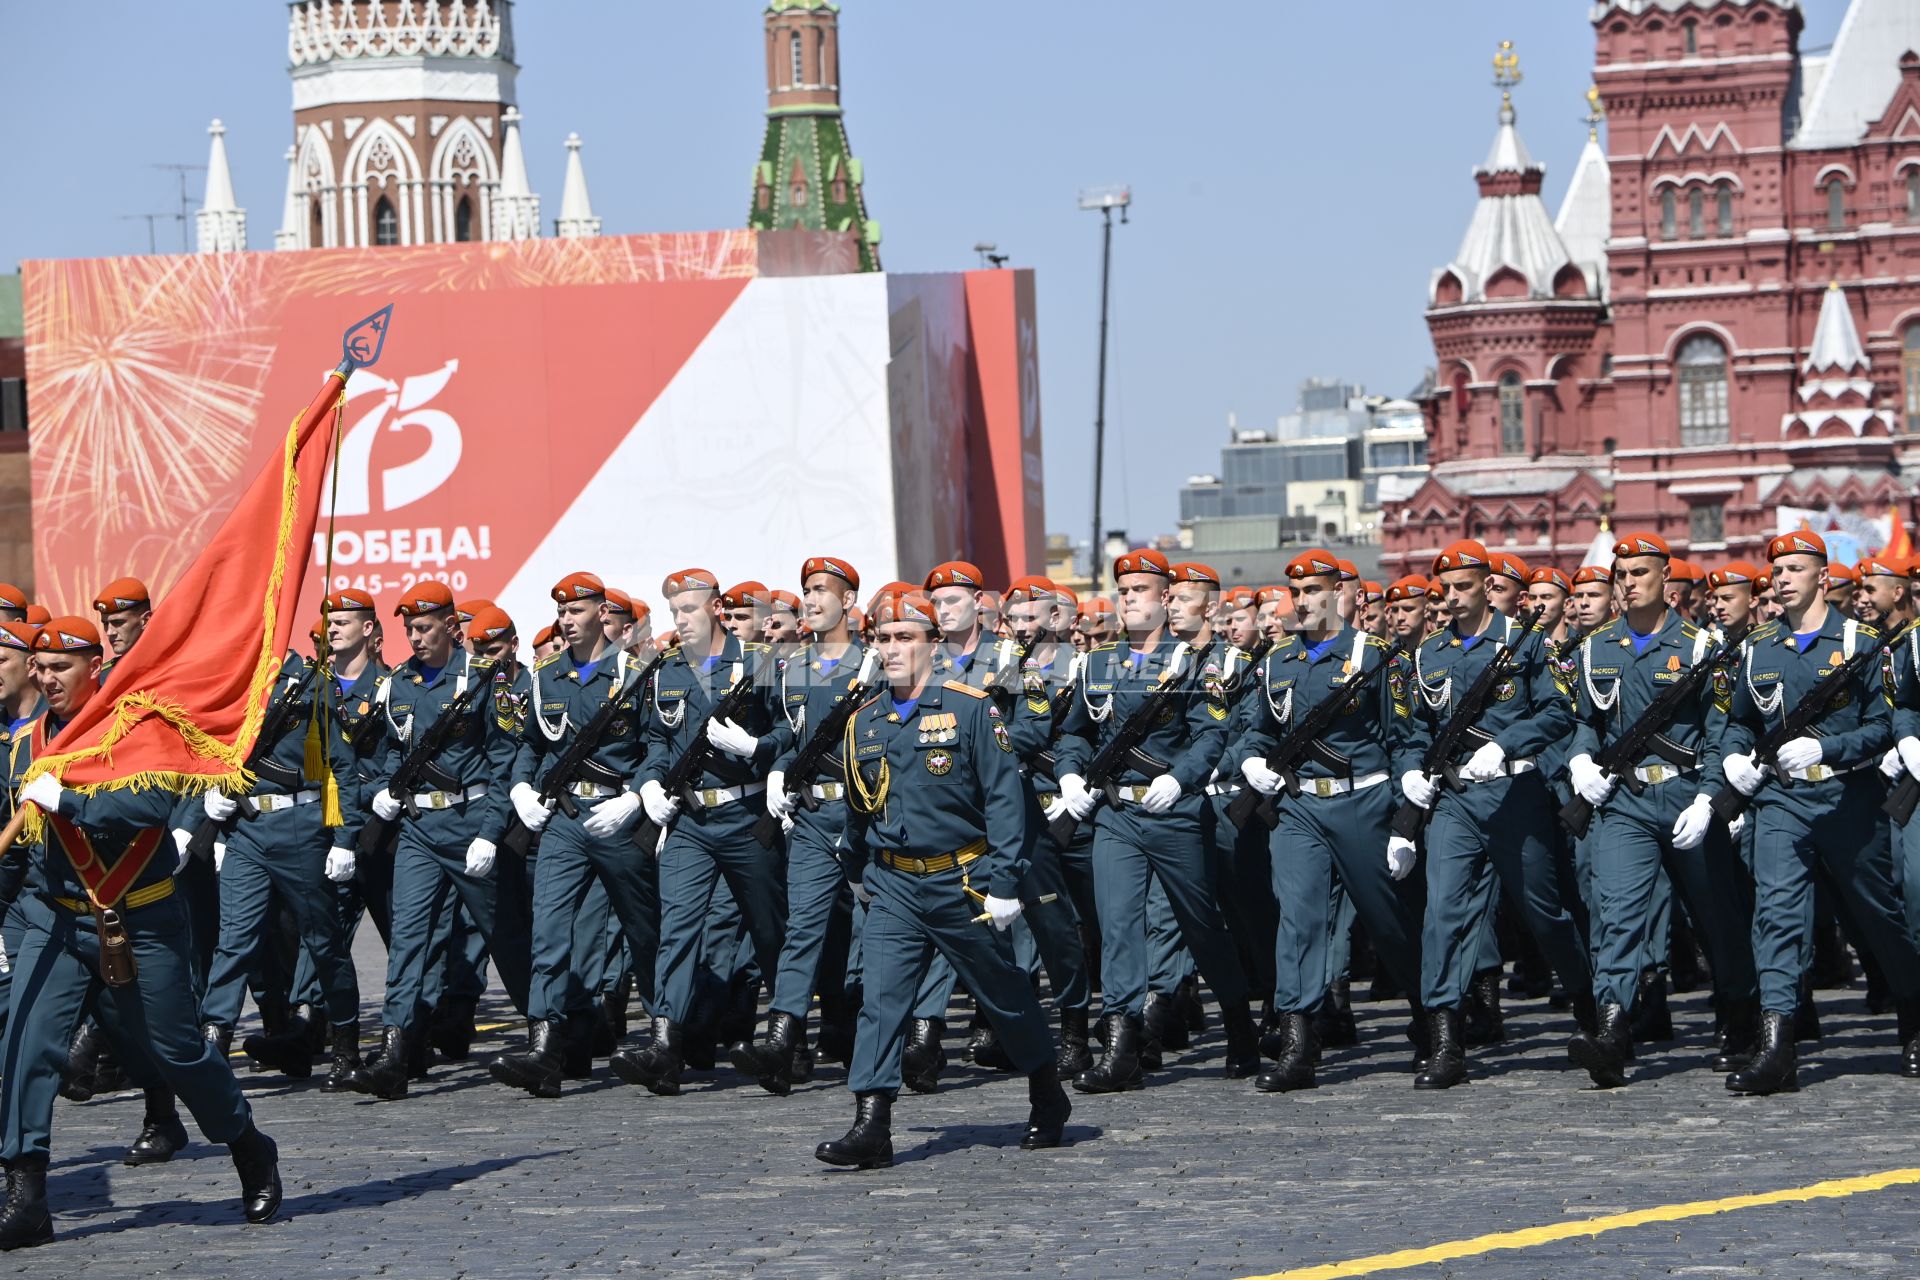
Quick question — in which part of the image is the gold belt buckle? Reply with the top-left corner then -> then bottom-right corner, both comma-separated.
820,783 -> 840,800
427,792 -> 450,811
1312,777 -> 1336,798
1646,765 -> 1667,784
1806,764 -> 1831,782
700,788 -> 722,808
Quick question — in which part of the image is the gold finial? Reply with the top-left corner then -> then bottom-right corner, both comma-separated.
1493,40 -> 1523,105
1585,85 -> 1605,140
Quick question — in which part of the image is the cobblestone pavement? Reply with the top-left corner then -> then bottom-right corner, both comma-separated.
20,935 -> 1920,1279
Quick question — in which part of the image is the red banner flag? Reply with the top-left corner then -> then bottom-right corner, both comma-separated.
24,369 -> 347,814
1887,504 -> 1913,563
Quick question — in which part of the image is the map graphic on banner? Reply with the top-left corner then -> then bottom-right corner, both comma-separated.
1774,504 -> 1891,566
20,232 -> 1044,655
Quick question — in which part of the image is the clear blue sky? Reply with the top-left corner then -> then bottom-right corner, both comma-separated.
0,1 -> 1849,553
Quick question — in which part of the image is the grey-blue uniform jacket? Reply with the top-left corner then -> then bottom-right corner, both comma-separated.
1236,627 -> 1399,786
1051,638 -> 1230,795
1397,614 -> 1572,782
371,647 -> 518,844
1724,613 -> 1891,810
1565,612 -> 1727,810
514,646 -> 649,796
771,641 -> 870,835
637,634 -> 791,794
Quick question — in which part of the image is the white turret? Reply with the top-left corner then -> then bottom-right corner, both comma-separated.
196,119 -> 247,254
492,105 -> 540,241
555,133 -> 601,238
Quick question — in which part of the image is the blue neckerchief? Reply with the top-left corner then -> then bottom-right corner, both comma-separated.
334,673 -> 354,699
8,714 -> 33,738
417,663 -> 443,684
1628,626 -> 1659,657
573,656 -> 604,684
700,654 -> 724,673
1305,634 -> 1341,663
818,656 -> 841,676
1458,633 -> 1484,652
890,696 -> 919,720
1128,649 -> 1150,671
1793,629 -> 1820,654
950,650 -> 974,673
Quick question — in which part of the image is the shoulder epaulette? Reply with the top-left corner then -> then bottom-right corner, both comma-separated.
1091,641 -> 1120,654
1679,619 -> 1702,638
944,679 -> 989,699
1748,621 -> 1781,643
1362,634 -> 1388,650
1590,617 -> 1626,643
743,641 -> 771,653
1857,622 -> 1883,642
534,651 -> 566,673
1422,626 -> 1450,644
469,655 -> 497,672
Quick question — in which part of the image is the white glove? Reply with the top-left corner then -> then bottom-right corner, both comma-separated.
1728,813 -> 1748,840
1899,736 -> 1920,779
20,773 -> 63,815
1671,795 -> 1714,851
213,842 -> 227,872
1568,753 -> 1616,807
1041,794 -> 1070,824
202,789 -> 239,823
765,770 -> 796,820
1460,739 -> 1508,783
706,717 -> 760,759
464,837 -> 496,879
325,846 -> 356,883
1139,774 -> 1182,814
1722,752 -> 1765,797
510,782 -> 550,832
171,828 -> 192,874
640,778 -> 679,826
848,879 -> 872,906
1400,769 -> 1438,810
1774,736 -> 1823,773
1386,835 -> 1418,881
1057,773 -> 1097,821
780,814 -> 795,835
1241,757 -> 1283,796
582,791 -> 641,838
371,789 -> 403,821
1883,748 -> 1904,780
982,893 -> 1023,931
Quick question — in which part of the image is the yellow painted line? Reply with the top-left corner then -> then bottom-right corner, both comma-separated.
1240,1167 -> 1920,1280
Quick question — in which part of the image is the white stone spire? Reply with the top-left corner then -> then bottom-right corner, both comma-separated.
196,119 -> 247,254
491,105 -> 540,241
274,145 -> 302,251
1430,95 -> 1585,306
1784,284 -> 1891,440
1555,133 -> 1611,301
1805,281 -> 1870,376
555,133 -> 601,238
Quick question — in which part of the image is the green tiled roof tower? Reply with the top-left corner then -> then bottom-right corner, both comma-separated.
749,0 -> 881,271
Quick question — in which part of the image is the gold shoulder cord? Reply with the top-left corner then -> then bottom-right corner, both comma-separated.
843,707 -> 889,817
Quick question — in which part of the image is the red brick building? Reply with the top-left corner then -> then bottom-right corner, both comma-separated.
1384,0 -> 1920,574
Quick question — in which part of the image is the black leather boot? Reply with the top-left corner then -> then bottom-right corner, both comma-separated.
815,1092 -> 893,1169
1408,1005 -> 1432,1072
228,1124 -> 282,1224
901,1017 -> 946,1095
1629,968 -> 1674,1042
0,1158 -> 51,1250
489,1019 -> 565,1098
322,1020 -> 367,1092
561,1014 -> 594,1080
1463,969 -> 1505,1046
58,1023 -> 101,1102
202,1022 -> 234,1060
1896,999 -> 1920,1079
1413,1007 -> 1466,1089
971,1016 -> 1017,1071
1143,991 -> 1187,1053
1726,1011 -> 1797,1095
610,1016 -> 683,1096
1567,1001 -> 1631,1088
123,1085 -> 189,1166
1021,1065 -> 1072,1149
1073,1012 -> 1146,1094
1318,978 -> 1358,1048
91,1043 -> 129,1095
354,1026 -> 411,1100
729,1009 -> 802,1097
1221,1001 -> 1260,1078
1055,1007 -> 1093,1076
428,996 -> 479,1063
1255,1013 -> 1317,1092
1712,999 -> 1760,1072
1176,975 -> 1208,1037
243,1013 -> 315,1080
1793,980 -> 1822,1043
817,985 -> 858,1065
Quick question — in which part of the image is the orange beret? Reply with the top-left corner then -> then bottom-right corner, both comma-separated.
24,605 -> 49,626
603,588 -> 634,617
1385,576 -> 1428,602
1432,541 -> 1490,575
1285,549 -> 1343,580
324,587 -> 377,614
721,581 -> 771,610
1222,586 -> 1257,610
454,598 -> 495,624
976,589 -> 1003,613
867,582 -> 916,617
1527,567 -> 1571,593
923,561 -> 986,591
1860,554 -> 1907,578
394,580 -> 455,617
870,590 -> 939,630
1767,531 -> 1827,562
1489,552 -> 1530,583
1254,585 -> 1292,607
1077,596 -> 1118,620
1170,562 -> 1220,587
662,567 -> 719,596
1826,562 -> 1859,585
466,606 -> 515,643
1754,569 -> 1773,592
0,621 -> 36,652
1613,533 -> 1670,560
532,624 -> 558,648
1112,548 -> 1171,579
801,556 -> 860,592
33,616 -> 101,652
1054,585 -> 1079,608
92,577 -> 150,615
770,589 -> 801,614
1668,559 -> 1705,584
1336,559 -> 1359,582
656,629 -> 678,648
0,584 -> 26,612
1361,581 -> 1385,602
1003,576 -> 1057,605
1707,562 -> 1761,589
1572,565 -> 1613,586
551,572 -> 605,603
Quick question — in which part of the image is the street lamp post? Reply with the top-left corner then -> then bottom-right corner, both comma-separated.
1079,184 -> 1130,587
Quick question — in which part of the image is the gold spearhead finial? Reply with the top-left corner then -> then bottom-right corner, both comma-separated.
1493,39 -> 1523,103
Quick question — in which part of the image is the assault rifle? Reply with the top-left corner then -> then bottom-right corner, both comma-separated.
1226,634 -> 1411,833
750,649 -> 881,848
1709,620 -> 1911,825
355,683 -> 480,855
184,658 -> 319,860
1558,621 -> 1751,839
501,649 -> 665,856
1047,640 -> 1215,844
1387,606 -> 1549,842
631,649 -> 768,852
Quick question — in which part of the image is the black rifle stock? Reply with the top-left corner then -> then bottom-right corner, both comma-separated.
354,684 -> 480,855
1557,622 -> 1751,839
631,650 -> 767,852
1387,606 -> 1548,842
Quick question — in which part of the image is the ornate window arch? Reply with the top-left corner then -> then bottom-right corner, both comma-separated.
1497,371 -> 1526,455
1676,333 -> 1730,445
296,126 -> 335,248
429,117 -> 499,243
342,119 -> 422,246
